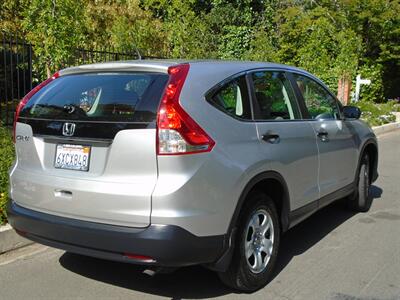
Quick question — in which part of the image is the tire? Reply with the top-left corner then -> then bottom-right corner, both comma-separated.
348,154 -> 372,212
218,191 -> 280,292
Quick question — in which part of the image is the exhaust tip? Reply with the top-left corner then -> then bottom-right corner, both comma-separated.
143,267 -> 178,277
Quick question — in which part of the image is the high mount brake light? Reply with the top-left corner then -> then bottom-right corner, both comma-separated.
157,64 -> 215,155
13,72 -> 60,142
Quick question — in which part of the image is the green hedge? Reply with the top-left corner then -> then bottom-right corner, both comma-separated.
357,100 -> 397,127
0,124 -> 14,225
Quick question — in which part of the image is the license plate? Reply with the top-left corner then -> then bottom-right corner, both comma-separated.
55,144 -> 91,171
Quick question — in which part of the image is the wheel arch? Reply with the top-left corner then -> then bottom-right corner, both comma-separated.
358,138 -> 379,184
229,171 -> 291,234
208,171 -> 290,272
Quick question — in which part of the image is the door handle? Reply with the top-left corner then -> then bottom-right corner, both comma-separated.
262,132 -> 280,143
317,130 -> 328,141
54,189 -> 73,198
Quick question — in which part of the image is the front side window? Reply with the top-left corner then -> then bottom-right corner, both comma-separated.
293,74 -> 340,120
251,71 -> 301,120
208,75 -> 252,120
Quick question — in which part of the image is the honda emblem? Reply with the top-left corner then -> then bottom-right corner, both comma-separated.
62,123 -> 76,136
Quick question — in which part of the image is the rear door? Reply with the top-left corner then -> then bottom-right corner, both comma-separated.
10,71 -> 168,227
248,70 -> 320,211
291,73 -> 357,199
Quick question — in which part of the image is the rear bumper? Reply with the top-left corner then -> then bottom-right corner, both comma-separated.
7,200 -> 225,267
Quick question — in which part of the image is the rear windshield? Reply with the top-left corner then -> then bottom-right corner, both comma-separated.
20,73 -> 169,122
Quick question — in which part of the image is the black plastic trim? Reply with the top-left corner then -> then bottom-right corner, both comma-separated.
206,171 -> 290,272
357,138 -> 379,183
19,118 -> 151,140
318,182 -> 355,209
288,182 -> 355,228
214,175 -> 356,271
286,72 -> 311,119
228,171 -> 291,234
7,200 -> 225,267
287,200 -> 318,228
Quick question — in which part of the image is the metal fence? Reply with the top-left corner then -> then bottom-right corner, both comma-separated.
0,34 -> 32,126
0,32 -> 146,126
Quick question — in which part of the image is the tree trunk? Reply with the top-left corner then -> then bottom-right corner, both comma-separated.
46,63 -> 52,78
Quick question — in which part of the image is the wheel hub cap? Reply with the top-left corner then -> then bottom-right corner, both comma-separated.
244,209 -> 274,274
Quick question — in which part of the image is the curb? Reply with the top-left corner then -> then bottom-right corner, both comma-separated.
0,224 -> 33,254
0,121 -> 399,255
372,121 -> 400,136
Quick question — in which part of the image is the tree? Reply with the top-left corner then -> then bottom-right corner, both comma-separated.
84,0 -> 167,57
2,0 -> 398,101
142,0 -> 216,58
0,0 -> 28,33
22,0 -> 86,78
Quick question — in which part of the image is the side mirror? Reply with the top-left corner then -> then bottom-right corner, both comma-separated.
343,106 -> 361,119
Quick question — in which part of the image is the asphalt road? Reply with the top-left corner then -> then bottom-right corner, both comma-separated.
1,130 -> 399,300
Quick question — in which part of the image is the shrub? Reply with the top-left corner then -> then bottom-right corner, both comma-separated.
0,123 -> 14,225
356,100 -> 397,127
358,64 -> 385,103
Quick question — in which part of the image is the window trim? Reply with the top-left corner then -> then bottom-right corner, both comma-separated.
204,66 -> 344,123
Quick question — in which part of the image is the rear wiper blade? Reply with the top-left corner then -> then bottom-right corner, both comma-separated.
63,104 -> 77,114
63,104 -> 87,116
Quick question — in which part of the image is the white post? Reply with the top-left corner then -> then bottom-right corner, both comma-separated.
354,74 -> 371,102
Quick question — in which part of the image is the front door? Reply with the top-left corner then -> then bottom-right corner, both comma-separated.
291,73 -> 358,199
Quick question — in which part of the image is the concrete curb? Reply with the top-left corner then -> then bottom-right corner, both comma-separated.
0,224 -> 33,254
372,121 -> 400,136
0,120 -> 399,255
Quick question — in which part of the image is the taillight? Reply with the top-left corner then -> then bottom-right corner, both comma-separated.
13,71 -> 60,142
157,64 -> 215,155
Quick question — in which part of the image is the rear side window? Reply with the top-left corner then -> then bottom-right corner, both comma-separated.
208,75 -> 252,120
20,73 -> 169,122
251,71 -> 301,120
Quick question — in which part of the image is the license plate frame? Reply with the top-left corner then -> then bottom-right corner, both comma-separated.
54,144 -> 91,171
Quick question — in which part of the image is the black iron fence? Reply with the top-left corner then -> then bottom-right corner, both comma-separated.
0,32 -> 147,126
0,34 -> 32,126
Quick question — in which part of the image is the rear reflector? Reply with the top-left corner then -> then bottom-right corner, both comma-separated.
124,253 -> 155,263
157,64 -> 215,155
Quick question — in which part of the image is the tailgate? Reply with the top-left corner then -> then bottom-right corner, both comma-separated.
9,72 -> 168,227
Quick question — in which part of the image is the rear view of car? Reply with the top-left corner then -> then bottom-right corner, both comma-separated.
8,62 -> 225,271
11,69 -> 169,227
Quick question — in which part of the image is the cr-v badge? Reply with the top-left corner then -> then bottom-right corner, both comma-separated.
62,123 -> 76,136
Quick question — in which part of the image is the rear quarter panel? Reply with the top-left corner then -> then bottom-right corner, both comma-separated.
152,63 -> 263,236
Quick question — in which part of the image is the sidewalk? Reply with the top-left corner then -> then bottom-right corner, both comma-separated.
0,224 -> 32,254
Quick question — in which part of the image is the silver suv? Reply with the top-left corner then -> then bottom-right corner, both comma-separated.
8,61 -> 378,291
